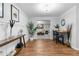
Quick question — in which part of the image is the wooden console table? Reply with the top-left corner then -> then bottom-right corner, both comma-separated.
0,34 -> 26,47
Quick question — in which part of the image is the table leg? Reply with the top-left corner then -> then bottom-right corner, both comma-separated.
20,37 -> 22,43
23,36 -> 26,47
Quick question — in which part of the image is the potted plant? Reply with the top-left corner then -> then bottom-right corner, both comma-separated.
27,22 -> 37,41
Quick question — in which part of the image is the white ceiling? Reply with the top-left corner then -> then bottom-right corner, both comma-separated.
16,3 -> 78,17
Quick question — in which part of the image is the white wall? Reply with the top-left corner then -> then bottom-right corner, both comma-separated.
0,3 -> 28,55
76,5 -> 79,50
59,6 -> 77,50
12,4 -> 28,41
29,17 -> 59,40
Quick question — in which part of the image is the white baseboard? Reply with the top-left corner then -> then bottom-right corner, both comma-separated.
71,46 -> 79,50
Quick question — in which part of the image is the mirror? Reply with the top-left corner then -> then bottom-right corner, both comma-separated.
61,19 -> 65,26
0,3 -> 4,18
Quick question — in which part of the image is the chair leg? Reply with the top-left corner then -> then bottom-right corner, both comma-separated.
61,36 -> 64,45
56,39 -> 58,44
56,36 -> 59,44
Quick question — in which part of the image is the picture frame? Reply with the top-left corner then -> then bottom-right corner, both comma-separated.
0,3 -> 4,18
11,4 -> 19,22
37,24 -> 44,29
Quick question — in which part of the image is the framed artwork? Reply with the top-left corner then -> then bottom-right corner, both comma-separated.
0,3 -> 4,18
61,19 -> 65,26
11,4 -> 19,22
37,24 -> 44,29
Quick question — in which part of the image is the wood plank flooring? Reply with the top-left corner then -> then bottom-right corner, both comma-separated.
16,39 -> 79,56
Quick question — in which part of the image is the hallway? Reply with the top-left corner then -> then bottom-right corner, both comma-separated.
17,39 -> 79,56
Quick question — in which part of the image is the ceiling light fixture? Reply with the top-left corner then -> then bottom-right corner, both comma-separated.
37,3 -> 58,13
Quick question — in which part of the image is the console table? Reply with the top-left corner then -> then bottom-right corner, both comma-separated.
0,34 -> 26,47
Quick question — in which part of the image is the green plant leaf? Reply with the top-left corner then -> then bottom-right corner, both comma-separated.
27,22 -> 37,36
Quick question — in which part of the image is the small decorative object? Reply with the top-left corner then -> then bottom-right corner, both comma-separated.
0,3 -> 4,18
10,20 -> 15,36
11,4 -> 19,22
19,29 -> 23,35
61,19 -> 65,26
55,24 -> 59,28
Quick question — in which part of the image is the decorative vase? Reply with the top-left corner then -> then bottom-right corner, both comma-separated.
28,34 -> 33,41
10,20 -> 15,36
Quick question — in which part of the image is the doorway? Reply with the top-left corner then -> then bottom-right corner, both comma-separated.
35,20 -> 50,39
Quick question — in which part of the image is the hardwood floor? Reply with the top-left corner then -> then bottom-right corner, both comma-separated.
16,39 -> 79,56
